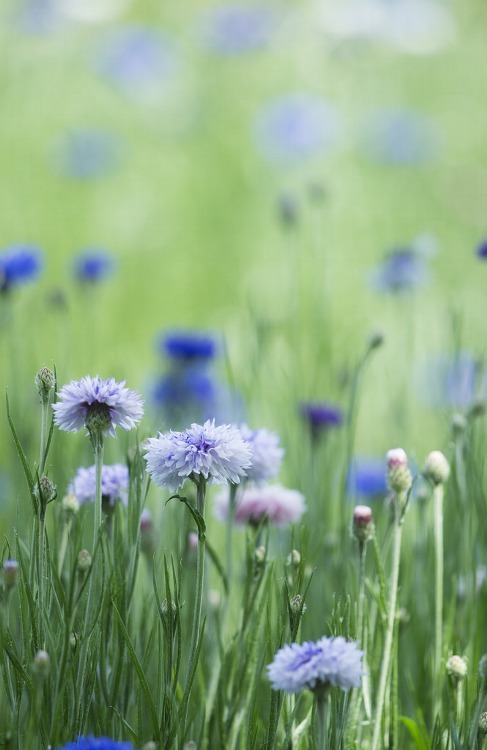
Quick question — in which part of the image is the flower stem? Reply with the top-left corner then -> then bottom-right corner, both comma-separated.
39,400 -> 49,476
371,498 -> 404,750
433,483 -> 444,718
93,441 -> 104,552
225,483 -> 238,589
315,688 -> 329,750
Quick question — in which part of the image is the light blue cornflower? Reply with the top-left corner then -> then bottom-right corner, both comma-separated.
52,129 -> 121,180
144,419 -> 252,492
415,353 -> 487,411
0,245 -> 42,292
95,27 -> 178,101
268,636 -> 363,694
73,250 -> 115,283
53,376 -> 144,437
239,424 -> 284,484
198,4 -> 275,55
253,94 -> 340,164
361,108 -> 439,165
56,737 -> 134,750
69,463 -> 129,508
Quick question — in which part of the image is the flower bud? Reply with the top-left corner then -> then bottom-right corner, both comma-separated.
479,712 -> 487,735
35,367 -> 55,403
446,655 -> 467,681
368,330 -> 385,350
290,594 -> 307,616
352,505 -> 374,543
254,546 -> 266,565
143,743 -> 158,750
451,413 -> 467,435
424,451 -> 450,485
161,599 -> 178,620
62,492 -> 79,516
2,559 -> 19,590
469,399 -> 486,419
208,589 -> 221,610
77,549 -> 92,573
38,476 -> 57,507
183,743 -> 197,750
286,549 -> 301,567
386,449 -> 412,493
33,650 -> 50,677
478,653 -> 487,683
70,632 -> 78,651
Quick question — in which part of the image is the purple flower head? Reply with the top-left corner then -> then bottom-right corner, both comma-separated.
369,235 -> 436,293
239,424 -> 284,483
253,94 -> 340,164
53,376 -> 144,438
56,737 -> 134,750
214,483 -> 305,527
362,108 -> 439,165
300,402 -> 343,441
69,463 -> 129,508
476,240 -> 487,259
267,636 -> 363,694
0,245 -> 42,292
52,129 -> 121,180
95,27 -> 178,100
199,4 -> 274,55
347,458 -> 388,500
144,419 -> 252,492
160,331 -> 217,362
73,250 -> 115,283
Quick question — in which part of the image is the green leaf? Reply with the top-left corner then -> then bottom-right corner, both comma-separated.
166,494 -> 206,541
399,716 -> 430,750
6,393 -> 37,513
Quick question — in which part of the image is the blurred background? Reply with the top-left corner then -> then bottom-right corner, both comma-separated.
1,0 -> 487,507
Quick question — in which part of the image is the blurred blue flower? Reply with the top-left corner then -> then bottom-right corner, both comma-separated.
95,27 -> 178,101
161,331 -> 217,362
198,4 -> 274,55
415,353 -> 487,411
253,94 -> 340,164
73,250 -> 115,284
57,738 -> 134,750
52,129 -> 121,180
476,239 -> 487,259
0,245 -> 42,292
300,402 -> 343,441
347,458 -> 388,500
361,109 -> 439,165
152,368 -> 218,424
369,235 -> 436,293
15,0 -> 63,34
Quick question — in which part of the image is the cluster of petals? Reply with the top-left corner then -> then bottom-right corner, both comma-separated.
69,464 -> 129,507
53,375 -> 144,437
239,424 -> 284,483
267,636 -> 363,694
144,419 -> 252,492
214,483 -> 305,527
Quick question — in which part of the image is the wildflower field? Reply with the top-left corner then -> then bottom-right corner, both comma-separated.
1,0 -> 487,748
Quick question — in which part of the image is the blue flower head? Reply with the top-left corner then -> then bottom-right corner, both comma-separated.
198,4 -> 275,55
0,245 -> 42,292
152,368 -> 218,426
476,240 -> 487,259
347,458 -> 388,500
161,331 -> 217,362
415,352 -> 487,411
69,463 -> 129,508
57,737 -> 134,750
300,402 -> 343,441
52,129 -> 121,180
370,235 -> 436,294
268,636 -> 363,694
362,108 -> 439,165
253,94 -> 340,164
73,251 -> 115,283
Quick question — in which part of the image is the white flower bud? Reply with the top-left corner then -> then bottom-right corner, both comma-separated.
352,505 -> 374,543
446,655 -> 467,681
386,449 -> 412,493
424,451 -> 450,485
62,493 -> 79,516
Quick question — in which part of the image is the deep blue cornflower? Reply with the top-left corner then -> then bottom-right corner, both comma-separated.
347,458 -> 388,500
161,331 -> 217,362
57,737 -> 134,750
198,4 -> 275,55
300,402 -> 344,441
476,240 -> 487,259
0,245 -> 42,292
361,108 -> 439,165
268,636 -> 363,694
52,129 -> 121,180
253,94 -> 340,164
95,27 -> 178,101
73,251 -> 115,284
145,419 -> 252,492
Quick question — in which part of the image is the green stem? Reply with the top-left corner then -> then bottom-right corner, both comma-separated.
349,541 -> 367,741
371,499 -> 404,750
315,689 -> 329,750
433,483 -> 444,718
93,441 -> 104,552
57,517 -> 73,577
39,400 -> 49,476
226,483 -> 238,590
38,511 -> 45,646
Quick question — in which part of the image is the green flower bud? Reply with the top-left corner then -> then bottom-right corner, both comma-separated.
446,655 -> 467,681
77,549 -> 92,573
424,451 -> 450,485
35,367 -> 55,403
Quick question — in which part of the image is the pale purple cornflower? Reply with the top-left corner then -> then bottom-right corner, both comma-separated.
69,463 -> 129,507
53,376 -> 144,438
267,636 -> 363,694
239,424 -> 284,483
214,483 -> 305,527
144,419 -> 252,492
